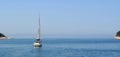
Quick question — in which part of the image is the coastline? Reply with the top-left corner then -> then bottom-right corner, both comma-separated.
0,37 -> 8,40
115,36 -> 120,40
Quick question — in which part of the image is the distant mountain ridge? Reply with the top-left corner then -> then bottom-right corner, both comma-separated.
0,33 -> 7,39
116,31 -> 120,37
115,31 -> 120,40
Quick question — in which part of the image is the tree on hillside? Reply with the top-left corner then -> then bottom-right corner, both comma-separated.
116,31 -> 120,37
0,33 -> 6,37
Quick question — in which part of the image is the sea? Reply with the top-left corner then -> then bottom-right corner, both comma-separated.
0,38 -> 120,57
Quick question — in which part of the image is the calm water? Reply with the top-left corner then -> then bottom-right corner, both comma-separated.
0,38 -> 120,57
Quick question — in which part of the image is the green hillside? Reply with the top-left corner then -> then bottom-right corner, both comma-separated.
0,33 -> 6,37
116,31 -> 120,37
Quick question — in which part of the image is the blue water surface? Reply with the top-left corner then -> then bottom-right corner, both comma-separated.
0,38 -> 120,57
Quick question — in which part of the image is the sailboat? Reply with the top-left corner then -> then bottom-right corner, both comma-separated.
34,15 -> 42,47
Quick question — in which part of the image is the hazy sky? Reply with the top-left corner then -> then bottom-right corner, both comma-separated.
0,0 -> 120,38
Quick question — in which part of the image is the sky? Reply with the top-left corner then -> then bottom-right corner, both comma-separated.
0,0 -> 120,38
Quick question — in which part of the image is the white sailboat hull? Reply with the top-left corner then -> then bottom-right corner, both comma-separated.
34,42 -> 42,47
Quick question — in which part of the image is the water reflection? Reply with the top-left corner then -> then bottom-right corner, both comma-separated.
33,48 -> 42,57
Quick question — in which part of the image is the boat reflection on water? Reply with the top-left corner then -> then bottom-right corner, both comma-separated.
34,48 -> 42,57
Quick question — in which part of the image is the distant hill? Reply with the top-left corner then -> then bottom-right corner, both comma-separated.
115,31 -> 120,40
0,33 -> 7,39
116,31 -> 120,37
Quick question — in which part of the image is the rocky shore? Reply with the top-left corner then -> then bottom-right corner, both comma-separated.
0,33 -> 7,40
115,31 -> 120,39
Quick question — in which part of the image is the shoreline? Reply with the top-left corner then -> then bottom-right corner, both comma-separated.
0,37 -> 8,40
115,36 -> 120,40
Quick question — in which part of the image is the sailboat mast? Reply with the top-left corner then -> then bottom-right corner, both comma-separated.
37,15 -> 40,39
